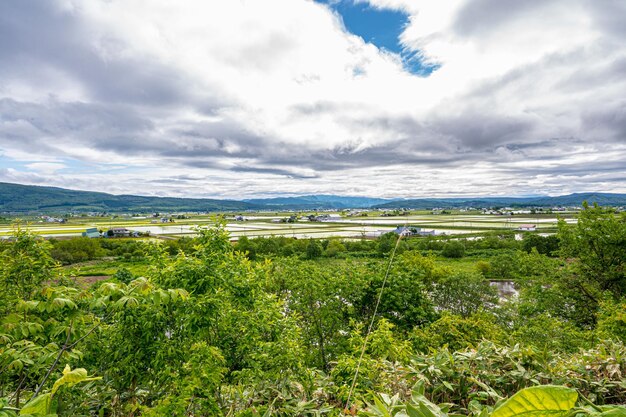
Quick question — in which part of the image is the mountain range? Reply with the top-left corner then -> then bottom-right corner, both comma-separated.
0,182 -> 625,213
243,195 -> 391,209
374,193 -> 626,209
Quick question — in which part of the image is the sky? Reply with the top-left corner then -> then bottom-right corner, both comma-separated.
0,0 -> 625,199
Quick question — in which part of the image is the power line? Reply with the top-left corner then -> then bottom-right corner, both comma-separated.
344,226 -> 406,413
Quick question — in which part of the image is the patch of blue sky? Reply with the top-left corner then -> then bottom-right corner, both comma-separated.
0,156 -> 131,175
56,158 -> 138,174
315,0 -> 439,76
0,156 -> 26,170
0,156 -> 73,173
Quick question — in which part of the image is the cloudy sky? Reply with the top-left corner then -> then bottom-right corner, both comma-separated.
1,0 -> 625,199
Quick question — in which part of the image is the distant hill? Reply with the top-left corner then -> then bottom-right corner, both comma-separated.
1,182 -> 625,213
373,193 -> 626,209
0,182 -> 260,213
244,195 -> 392,209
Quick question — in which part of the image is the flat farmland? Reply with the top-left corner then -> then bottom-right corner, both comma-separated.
1,211 -> 576,240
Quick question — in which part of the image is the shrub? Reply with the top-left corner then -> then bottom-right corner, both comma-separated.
441,241 -> 465,258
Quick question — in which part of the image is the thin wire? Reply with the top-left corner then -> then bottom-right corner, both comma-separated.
344,225 -> 406,413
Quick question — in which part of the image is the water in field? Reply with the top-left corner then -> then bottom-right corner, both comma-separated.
490,280 -> 519,299
338,219 -> 442,225
2,213 -> 574,239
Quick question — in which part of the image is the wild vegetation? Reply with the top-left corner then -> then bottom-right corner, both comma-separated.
0,203 -> 625,416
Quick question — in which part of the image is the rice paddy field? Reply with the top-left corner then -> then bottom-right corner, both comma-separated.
0,210 -> 578,240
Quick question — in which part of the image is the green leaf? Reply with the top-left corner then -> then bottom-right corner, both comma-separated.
50,365 -> 102,396
407,404 -> 428,417
19,393 -> 51,416
599,406 -> 626,417
114,296 -> 139,309
491,386 -> 577,417
51,298 -> 77,310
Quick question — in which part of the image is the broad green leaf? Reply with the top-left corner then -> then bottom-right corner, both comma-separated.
407,404 -> 428,417
19,393 -> 51,415
599,406 -> 626,417
130,277 -> 152,294
51,298 -> 76,310
114,296 -> 139,309
50,365 -> 102,396
8,359 -> 23,372
15,300 -> 39,312
491,386 -> 577,417
98,282 -> 121,295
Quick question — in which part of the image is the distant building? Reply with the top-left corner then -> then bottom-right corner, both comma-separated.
392,226 -> 436,236
393,226 -> 413,236
518,224 -> 537,232
107,227 -> 131,237
316,214 -> 342,222
42,216 -> 66,223
82,228 -> 100,238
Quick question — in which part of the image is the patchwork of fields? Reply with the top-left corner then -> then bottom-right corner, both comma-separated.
0,211 -> 577,240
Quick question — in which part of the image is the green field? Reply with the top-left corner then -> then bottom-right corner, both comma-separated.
1,211 -> 575,240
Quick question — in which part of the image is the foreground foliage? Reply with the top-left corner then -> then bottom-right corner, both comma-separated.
0,204 -> 625,416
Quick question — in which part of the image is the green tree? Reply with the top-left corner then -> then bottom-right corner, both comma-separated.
558,202 -> 626,298
234,235 -> 256,259
50,237 -> 103,265
274,260 -> 365,369
377,232 -> 398,255
305,239 -> 322,259
522,233 -> 559,256
441,241 -> 465,258
411,311 -> 504,352
430,271 -> 499,317
324,239 -> 346,257
359,254 -> 438,332
0,225 -> 57,303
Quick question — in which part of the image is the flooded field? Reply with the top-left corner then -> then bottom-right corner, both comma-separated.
1,212 -> 573,240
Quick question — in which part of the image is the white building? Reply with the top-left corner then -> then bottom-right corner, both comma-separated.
518,224 -> 537,232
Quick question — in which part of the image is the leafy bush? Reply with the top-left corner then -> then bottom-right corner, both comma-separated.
430,271 -> 499,317
442,241 -> 466,258
411,312 -> 505,352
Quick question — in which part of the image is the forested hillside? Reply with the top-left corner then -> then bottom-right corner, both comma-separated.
0,204 -> 625,416
3,182 -> 626,213
0,182 -> 259,213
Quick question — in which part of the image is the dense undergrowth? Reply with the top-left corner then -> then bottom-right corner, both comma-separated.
1,204 -> 625,416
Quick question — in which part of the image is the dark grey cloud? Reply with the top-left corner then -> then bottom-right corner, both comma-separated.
452,0 -> 560,37
229,166 -> 318,179
428,112 -> 534,149
0,97 -> 154,160
581,104 -> 626,143
0,2 -> 225,111
586,0 -> 626,40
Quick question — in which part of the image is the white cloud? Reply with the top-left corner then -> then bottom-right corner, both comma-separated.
0,0 -> 624,198
24,162 -> 68,174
